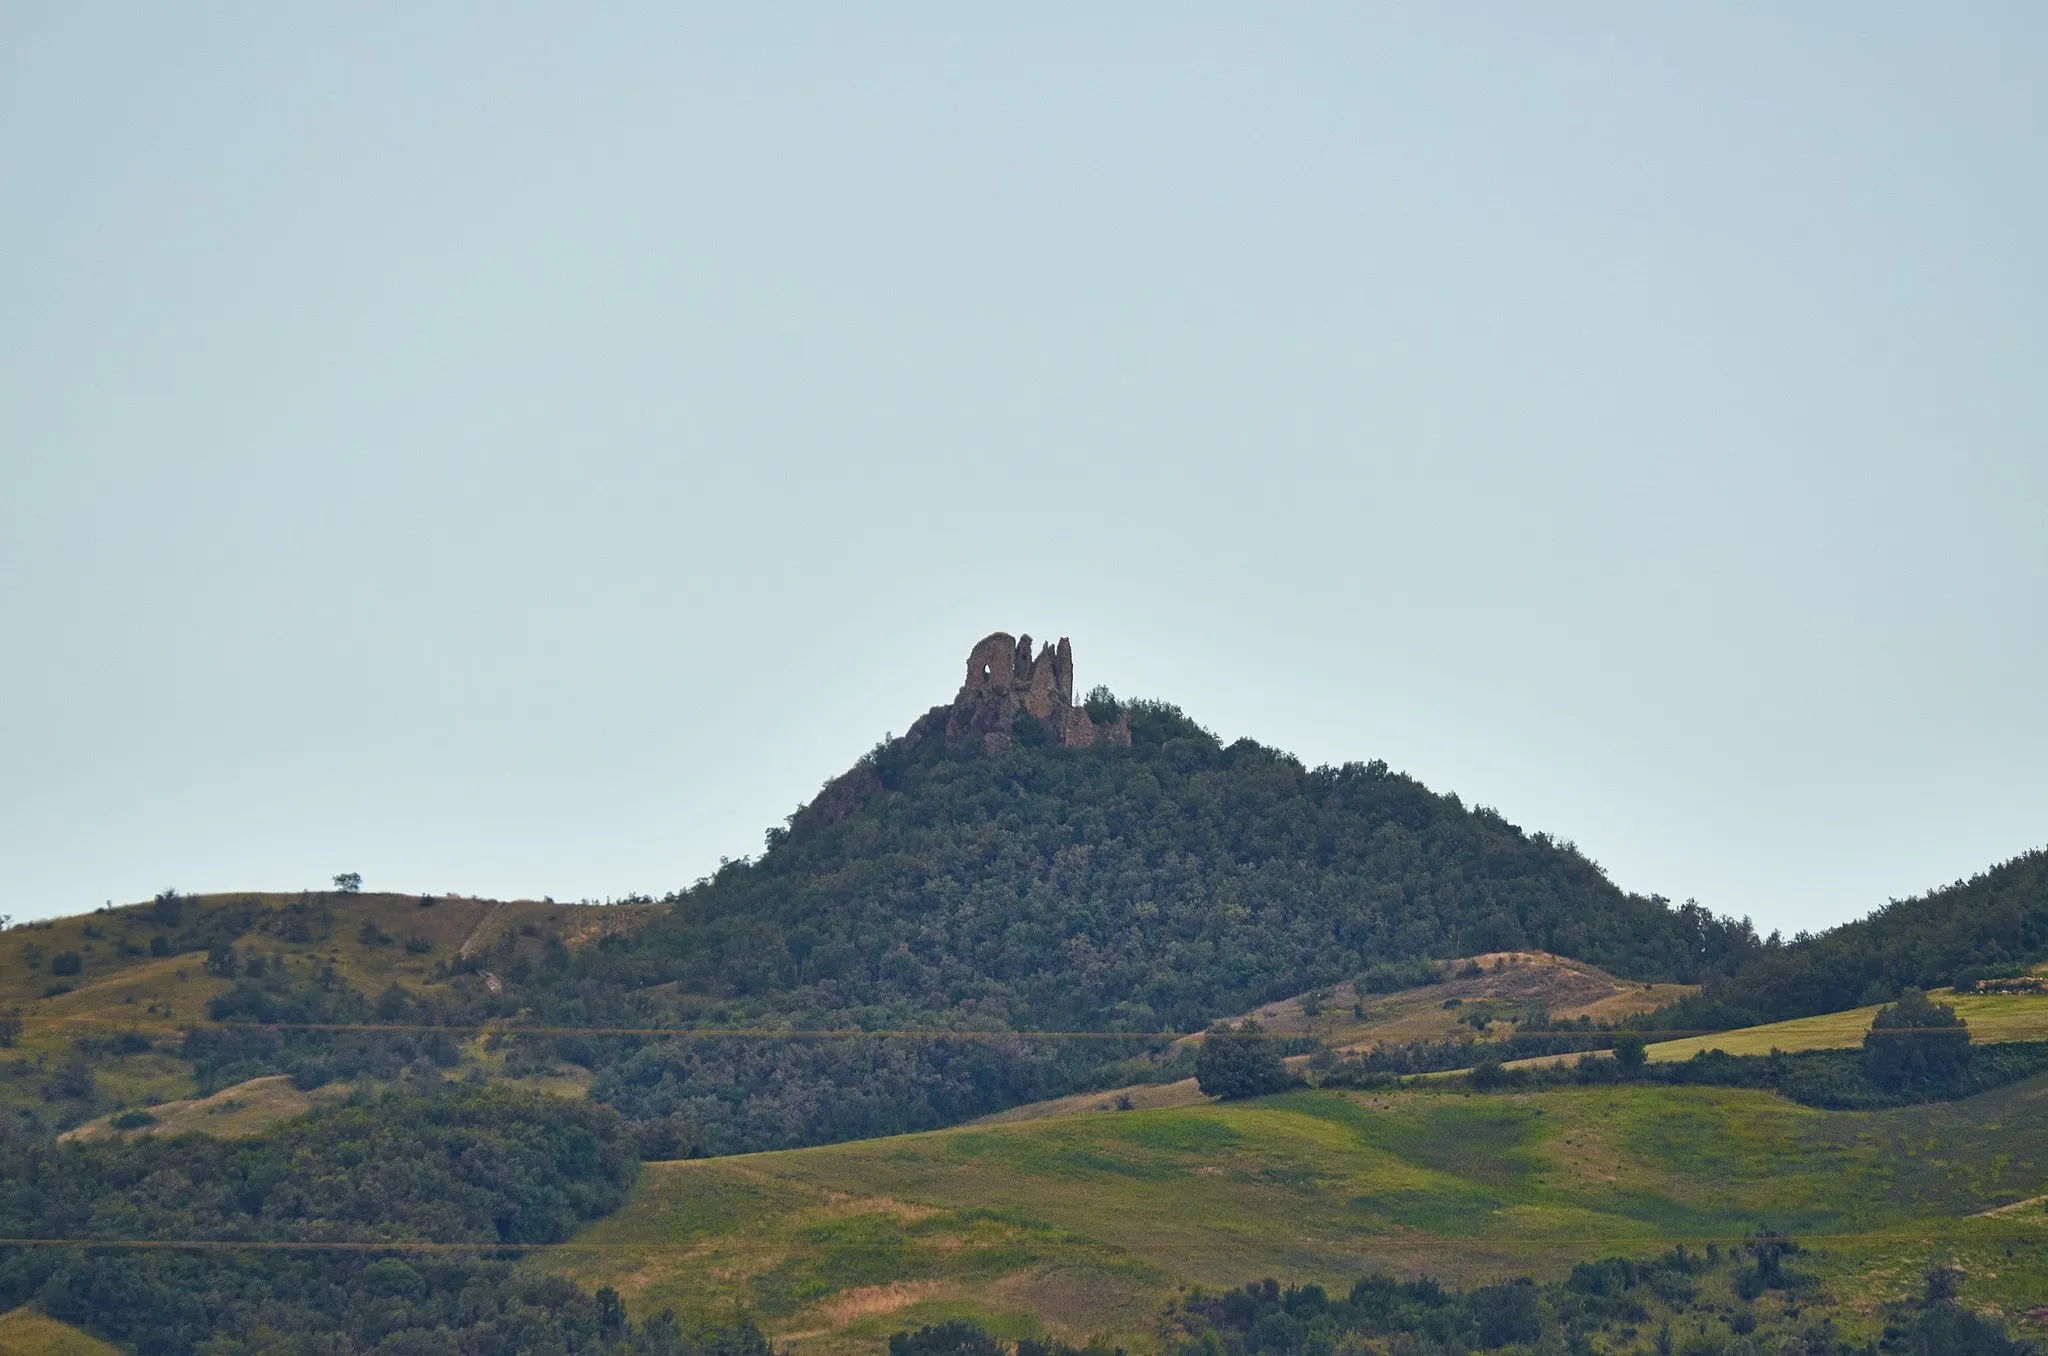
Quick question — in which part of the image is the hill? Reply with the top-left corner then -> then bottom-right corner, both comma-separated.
1650,848 -> 2048,1030
0,889 -> 652,1134
623,634 -> 1761,1039
4,631 -> 2048,1356
543,1077 -> 2048,1354
1223,949 -> 1693,1052
0,634 -> 1778,1157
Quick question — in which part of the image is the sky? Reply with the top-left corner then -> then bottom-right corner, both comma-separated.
3,5 -> 2043,934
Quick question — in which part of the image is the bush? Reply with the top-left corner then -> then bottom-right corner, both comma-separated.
1473,1281 -> 1540,1348
1864,989 -> 1971,1093
1358,958 -> 1445,993
1469,1052 -> 1518,1090
1197,1020 -> 1291,1100
890,1319 -> 1005,1356
50,950 -> 82,976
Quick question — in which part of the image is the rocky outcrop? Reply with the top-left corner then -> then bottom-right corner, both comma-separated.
795,632 -> 1129,831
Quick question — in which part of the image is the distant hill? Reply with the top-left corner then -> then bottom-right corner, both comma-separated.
598,632 -> 1762,1038
7,632 -> 2048,1356
1650,848 -> 2048,1030
18,632 -> 2043,1159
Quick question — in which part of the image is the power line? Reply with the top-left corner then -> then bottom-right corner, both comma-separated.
0,1226 -> 2039,1254
9,1014 -> 1993,1039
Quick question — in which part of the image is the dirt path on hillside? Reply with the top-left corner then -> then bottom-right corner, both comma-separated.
458,900 -> 510,958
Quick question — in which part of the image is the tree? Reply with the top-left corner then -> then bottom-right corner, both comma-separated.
333,872 -> 363,894
889,1320 -> 1004,1356
1196,1020 -> 1291,1100
1864,989 -> 1971,1093
1473,1281 -> 1541,1348
1612,1033 -> 1647,1073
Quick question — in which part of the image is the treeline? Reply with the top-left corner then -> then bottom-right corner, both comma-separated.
891,1249 -> 2028,1356
1460,992 -> 2048,1111
587,1032 -> 1162,1158
0,1086 -> 760,1356
1646,850 -> 2048,1031
891,1244 -> 2030,1356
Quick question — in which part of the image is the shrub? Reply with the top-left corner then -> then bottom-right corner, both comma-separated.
1864,989 -> 1971,1093
1358,958 -> 1445,993
1197,1020 -> 1291,1100
890,1319 -> 1004,1356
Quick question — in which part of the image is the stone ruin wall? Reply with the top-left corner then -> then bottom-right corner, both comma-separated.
948,631 -> 1130,756
795,631 -> 1131,832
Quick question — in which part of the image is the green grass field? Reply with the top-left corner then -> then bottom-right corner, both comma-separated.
544,1078 -> 2048,1355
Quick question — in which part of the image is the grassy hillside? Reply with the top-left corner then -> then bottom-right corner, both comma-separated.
1644,987 -> 2048,1061
0,891 -> 652,1133
0,1308 -> 122,1356
1229,950 -> 1693,1053
1653,847 -> 2048,1028
544,1079 -> 2048,1355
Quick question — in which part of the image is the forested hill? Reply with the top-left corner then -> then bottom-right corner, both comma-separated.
1649,847 -> 2048,1031
612,696 -> 1761,1033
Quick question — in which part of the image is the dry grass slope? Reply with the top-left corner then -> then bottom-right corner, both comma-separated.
0,1308 -> 123,1356
0,892 -> 659,1135
1223,951 -> 1693,1053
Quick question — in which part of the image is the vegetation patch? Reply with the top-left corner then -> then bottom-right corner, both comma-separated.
550,1079 -> 2048,1351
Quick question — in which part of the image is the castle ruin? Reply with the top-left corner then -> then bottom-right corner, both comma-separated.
796,632 -> 1130,831
942,632 -> 1131,756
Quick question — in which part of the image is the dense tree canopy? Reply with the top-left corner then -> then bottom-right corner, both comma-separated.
1647,850 -> 2048,1031
619,700 -> 1761,1034
0,1086 -> 769,1356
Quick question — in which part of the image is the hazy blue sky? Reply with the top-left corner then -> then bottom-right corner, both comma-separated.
4,6 -> 2043,933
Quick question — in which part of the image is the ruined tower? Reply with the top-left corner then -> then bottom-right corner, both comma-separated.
943,632 -> 1129,756
794,631 -> 1131,832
